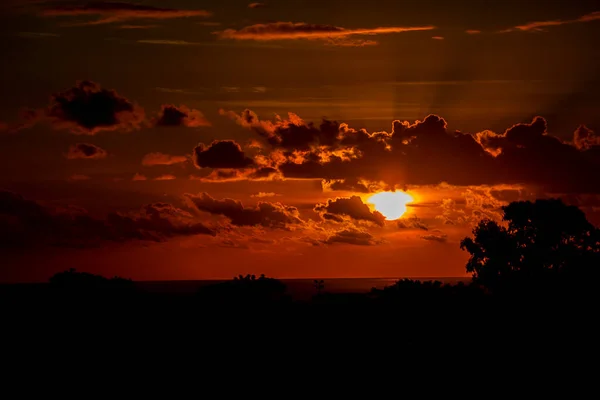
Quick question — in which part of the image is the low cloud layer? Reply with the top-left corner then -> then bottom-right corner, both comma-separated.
40,2 -> 212,26
0,190 -> 215,248
184,192 -> 303,229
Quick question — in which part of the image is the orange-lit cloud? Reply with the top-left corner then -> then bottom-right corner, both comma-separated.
132,173 -> 147,181
251,192 -> 281,198
154,105 -> 210,127
432,36 -> 444,40
215,22 -> 435,45
248,2 -> 267,8
500,11 -> 600,32
465,29 -> 481,34
154,174 -> 176,181
141,152 -> 187,166
40,2 -> 212,26
314,196 -> 386,226
223,109 -> 600,193
66,143 -> 108,159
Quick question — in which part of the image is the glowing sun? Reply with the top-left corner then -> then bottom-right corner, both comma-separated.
368,191 -> 413,220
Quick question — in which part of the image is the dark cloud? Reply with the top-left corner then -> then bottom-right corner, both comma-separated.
573,125 -> 599,150
142,152 -> 187,166
154,104 -> 210,127
215,22 -> 435,45
420,232 -> 448,242
47,81 -> 145,135
226,109 -> 600,194
324,228 -> 379,246
184,192 -> 303,229
0,191 -> 215,249
40,2 -> 212,26
397,215 -> 428,230
66,143 -> 107,160
314,196 -> 386,226
193,140 -> 255,169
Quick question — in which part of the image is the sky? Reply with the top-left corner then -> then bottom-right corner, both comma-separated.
1,0 -> 599,282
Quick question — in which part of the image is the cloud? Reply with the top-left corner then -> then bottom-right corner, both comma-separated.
324,228 -> 380,246
573,125 -> 599,150
397,215 -> 428,230
500,11 -> 600,33
314,196 -> 386,226
154,104 -> 210,127
47,80 -> 145,135
40,2 -> 212,26
142,152 -> 187,166
420,232 -> 448,242
66,143 -> 108,159
248,2 -> 266,8
154,174 -> 176,181
190,167 -> 281,183
132,173 -> 147,181
184,192 -> 303,229
215,22 -> 435,45
225,109 -> 600,194
251,192 -> 280,198
0,190 -> 215,249
465,30 -> 481,34
431,36 -> 444,40
193,140 -> 255,169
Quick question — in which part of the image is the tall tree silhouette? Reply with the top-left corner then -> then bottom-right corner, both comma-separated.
460,199 -> 599,292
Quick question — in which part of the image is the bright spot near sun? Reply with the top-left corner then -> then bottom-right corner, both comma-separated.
368,191 -> 413,220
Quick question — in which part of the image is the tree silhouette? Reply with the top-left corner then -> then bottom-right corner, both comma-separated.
460,199 -> 600,293
314,280 -> 324,295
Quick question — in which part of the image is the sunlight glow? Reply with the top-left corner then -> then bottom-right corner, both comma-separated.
367,191 -> 413,220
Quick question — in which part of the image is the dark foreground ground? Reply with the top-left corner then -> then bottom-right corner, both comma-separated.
2,274 -> 598,361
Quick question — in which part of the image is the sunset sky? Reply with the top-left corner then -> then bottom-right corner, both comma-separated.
1,0 -> 599,282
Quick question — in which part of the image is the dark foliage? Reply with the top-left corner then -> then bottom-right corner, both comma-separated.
461,199 -> 600,294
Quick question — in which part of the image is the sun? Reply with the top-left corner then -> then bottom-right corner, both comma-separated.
367,191 -> 413,220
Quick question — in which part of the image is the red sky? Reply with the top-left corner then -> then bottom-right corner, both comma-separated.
1,0 -> 599,282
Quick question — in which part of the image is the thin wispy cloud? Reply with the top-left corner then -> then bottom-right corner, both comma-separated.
500,10 -> 600,33
40,2 -> 212,26
215,22 -> 435,46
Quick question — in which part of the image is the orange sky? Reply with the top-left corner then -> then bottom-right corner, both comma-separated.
0,1 -> 599,282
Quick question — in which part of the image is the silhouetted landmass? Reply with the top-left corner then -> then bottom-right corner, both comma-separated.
1,199 -> 598,360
